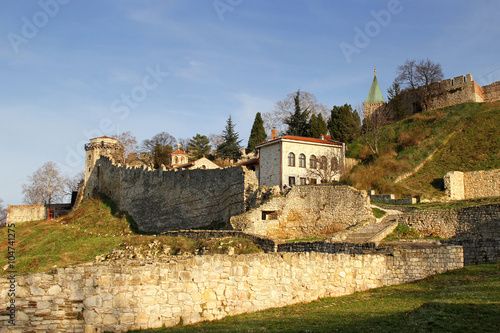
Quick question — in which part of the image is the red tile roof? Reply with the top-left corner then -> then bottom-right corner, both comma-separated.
256,135 -> 342,148
169,149 -> 189,156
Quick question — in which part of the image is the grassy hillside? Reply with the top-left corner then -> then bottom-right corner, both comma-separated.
0,196 -> 262,275
132,263 -> 500,333
345,101 -> 500,199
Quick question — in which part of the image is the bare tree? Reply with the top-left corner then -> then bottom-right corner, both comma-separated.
64,171 -> 85,197
306,148 -> 344,183
22,162 -> 66,205
113,131 -> 138,163
209,133 -> 224,153
141,132 -> 177,168
396,59 -> 444,111
262,90 -> 329,135
0,198 -> 7,227
362,106 -> 392,157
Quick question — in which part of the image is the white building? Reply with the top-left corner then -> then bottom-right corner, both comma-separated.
256,131 -> 345,190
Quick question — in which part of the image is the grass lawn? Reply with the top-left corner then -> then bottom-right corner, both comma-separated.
132,263 -> 500,333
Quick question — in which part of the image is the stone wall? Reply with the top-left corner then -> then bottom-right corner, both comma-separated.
482,81 -> 500,102
84,157 -> 250,233
231,185 -> 374,240
444,169 -> 500,200
6,205 -> 46,224
397,204 -> 500,265
428,74 -> 484,110
1,247 -> 463,332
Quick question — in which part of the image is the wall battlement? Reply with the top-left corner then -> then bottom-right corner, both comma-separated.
84,156 -> 251,233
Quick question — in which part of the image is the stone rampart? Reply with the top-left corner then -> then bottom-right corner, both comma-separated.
397,204 -> 500,265
231,185 -> 374,240
1,247 -> 463,332
6,205 -> 46,224
482,81 -> 500,102
444,169 -> 500,200
83,157 -> 250,233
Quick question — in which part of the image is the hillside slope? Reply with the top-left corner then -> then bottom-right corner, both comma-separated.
345,101 -> 500,199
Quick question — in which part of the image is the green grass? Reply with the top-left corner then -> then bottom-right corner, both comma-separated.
373,196 -> 500,211
0,196 -> 263,274
131,263 -> 500,333
372,207 -> 386,218
383,225 -> 421,241
344,101 -> 500,199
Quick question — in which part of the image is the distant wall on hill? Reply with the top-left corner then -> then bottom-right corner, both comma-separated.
444,169 -> 500,200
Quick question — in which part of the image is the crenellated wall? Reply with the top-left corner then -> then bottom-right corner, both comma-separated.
0,246 -> 463,332
83,156 -> 250,233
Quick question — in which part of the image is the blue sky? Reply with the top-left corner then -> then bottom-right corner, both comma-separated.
1,0 -> 499,205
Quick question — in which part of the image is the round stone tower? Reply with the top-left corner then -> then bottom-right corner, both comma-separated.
84,136 -> 122,184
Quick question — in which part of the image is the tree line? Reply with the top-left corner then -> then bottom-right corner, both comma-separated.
17,58 -> 444,206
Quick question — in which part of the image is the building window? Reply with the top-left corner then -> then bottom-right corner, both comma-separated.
310,155 -> 317,169
331,156 -> 339,171
288,176 -> 296,186
299,154 -> 306,167
300,177 -> 307,185
310,178 -> 317,184
319,156 -> 327,170
262,211 -> 278,220
288,152 -> 296,167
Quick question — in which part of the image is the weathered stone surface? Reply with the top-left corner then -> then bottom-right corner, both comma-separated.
231,185 -> 374,239
444,169 -> 500,200
0,247 -> 463,332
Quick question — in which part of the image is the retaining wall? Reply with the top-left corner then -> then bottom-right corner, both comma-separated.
1,247 -> 463,332
444,169 -> 500,200
397,204 -> 500,265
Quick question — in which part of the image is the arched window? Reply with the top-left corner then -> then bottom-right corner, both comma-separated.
319,156 -> 327,170
288,152 -> 295,167
331,156 -> 339,171
299,154 -> 306,168
310,155 -> 317,169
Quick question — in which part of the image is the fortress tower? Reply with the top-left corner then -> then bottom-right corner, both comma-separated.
84,136 -> 122,184
363,69 -> 386,118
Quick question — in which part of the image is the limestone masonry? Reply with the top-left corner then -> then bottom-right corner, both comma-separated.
0,247 -> 463,332
231,185 -> 374,240
444,169 -> 500,200
84,156 -> 252,233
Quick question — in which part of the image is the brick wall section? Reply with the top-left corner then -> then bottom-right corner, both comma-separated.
444,169 -> 500,200
0,247 -> 463,332
231,185 -> 374,240
84,157 -> 248,233
397,204 -> 500,265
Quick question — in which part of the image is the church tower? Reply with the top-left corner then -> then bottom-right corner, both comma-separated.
363,69 -> 386,118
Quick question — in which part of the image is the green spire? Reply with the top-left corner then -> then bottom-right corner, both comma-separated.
365,69 -> 385,103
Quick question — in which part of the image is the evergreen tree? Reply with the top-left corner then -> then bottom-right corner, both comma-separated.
309,113 -> 328,138
217,115 -> 242,160
284,90 -> 311,137
188,134 -> 212,160
247,112 -> 267,151
327,104 -> 361,143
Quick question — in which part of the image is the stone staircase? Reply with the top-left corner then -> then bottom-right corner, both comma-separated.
328,206 -> 402,244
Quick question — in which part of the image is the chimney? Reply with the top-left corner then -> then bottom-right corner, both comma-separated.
320,134 -> 325,140
271,128 -> 278,140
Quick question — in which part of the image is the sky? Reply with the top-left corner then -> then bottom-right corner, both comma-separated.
1,0 -> 499,206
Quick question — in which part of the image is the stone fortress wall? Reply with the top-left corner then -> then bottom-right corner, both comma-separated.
0,247 -> 463,332
83,156 -> 254,233
397,203 -> 500,265
231,185 -> 374,240
444,169 -> 500,201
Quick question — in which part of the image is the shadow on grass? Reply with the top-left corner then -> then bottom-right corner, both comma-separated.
97,193 -> 141,234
